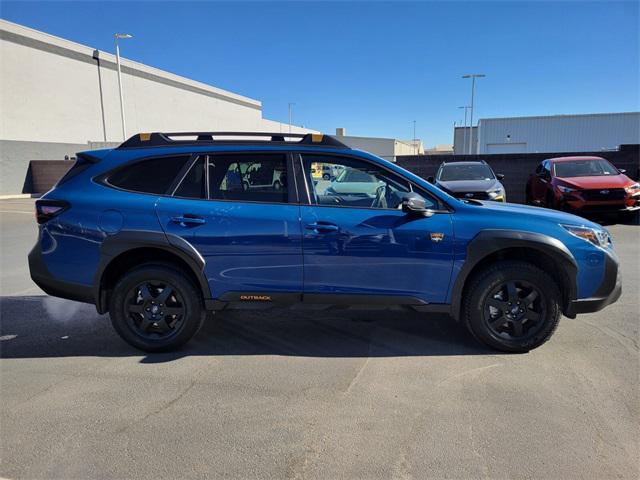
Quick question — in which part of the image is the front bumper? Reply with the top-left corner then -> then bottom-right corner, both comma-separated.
560,192 -> 640,213
566,248 -> 621,316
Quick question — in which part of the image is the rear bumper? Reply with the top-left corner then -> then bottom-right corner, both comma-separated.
566,249 -> 621,316
28,241 -> 95,305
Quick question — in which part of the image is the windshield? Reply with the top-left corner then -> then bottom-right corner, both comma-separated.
439,164 -> 494,181
335,167 -> 377,183
554,159 -> 619,177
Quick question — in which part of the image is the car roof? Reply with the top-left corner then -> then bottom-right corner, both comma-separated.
549,156 -> 606,163
441,161 -> 489,166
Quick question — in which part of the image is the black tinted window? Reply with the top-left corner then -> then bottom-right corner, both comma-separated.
174,157 -> 205,198
108,155 -> 190,194
208,154 -> 287,203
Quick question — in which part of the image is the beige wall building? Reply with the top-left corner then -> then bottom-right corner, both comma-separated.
333,129 -> 424,161
0,20 -> 315,194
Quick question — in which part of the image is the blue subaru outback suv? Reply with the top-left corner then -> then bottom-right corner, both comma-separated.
29,132 -> 621,352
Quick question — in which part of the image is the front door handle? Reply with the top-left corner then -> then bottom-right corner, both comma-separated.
305,222 -> 339,233
171,214 -> 206,227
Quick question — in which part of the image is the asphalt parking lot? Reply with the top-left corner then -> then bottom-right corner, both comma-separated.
1,198 -> 638,480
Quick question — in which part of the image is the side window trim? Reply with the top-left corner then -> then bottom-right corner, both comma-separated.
293,153 -> 311,204
169,154 -> 202,196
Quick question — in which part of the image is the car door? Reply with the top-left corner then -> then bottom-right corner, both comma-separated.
155,152 -> 303,300
296,153 -> 454,304
530,161 -> 549,204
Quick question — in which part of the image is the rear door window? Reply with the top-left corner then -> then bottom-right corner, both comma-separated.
107,155 -> 190,194
208,154 -> 288,203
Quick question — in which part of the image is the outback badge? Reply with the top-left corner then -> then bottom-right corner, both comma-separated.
430,232 -> 445,243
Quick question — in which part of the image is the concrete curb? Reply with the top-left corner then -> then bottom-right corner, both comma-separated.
0,194 -> 42,200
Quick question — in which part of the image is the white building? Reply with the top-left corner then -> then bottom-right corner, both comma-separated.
0,20 -> 315,194
333,128 -> 424,161
470,112 -> 640,154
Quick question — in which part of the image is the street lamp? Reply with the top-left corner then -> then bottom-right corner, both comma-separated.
288,103 -> 296,134
115,33 -> 133,140
462,73 -> 485,154
458,106 -> 470,154
412,120 -> 416,155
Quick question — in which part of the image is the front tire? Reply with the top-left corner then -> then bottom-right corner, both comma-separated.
463,261 -> 561,352
109,265 -> 205,352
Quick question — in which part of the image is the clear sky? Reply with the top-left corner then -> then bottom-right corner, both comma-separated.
2,1 -> 638,147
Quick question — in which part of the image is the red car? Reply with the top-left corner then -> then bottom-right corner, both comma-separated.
526,156 -> 640,218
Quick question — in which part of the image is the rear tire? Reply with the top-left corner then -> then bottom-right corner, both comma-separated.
463,261 -> 561,353
109,265 -> 205,352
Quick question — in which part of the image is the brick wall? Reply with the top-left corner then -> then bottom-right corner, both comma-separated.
395,144 -> 640,204
23,145 -> 640,199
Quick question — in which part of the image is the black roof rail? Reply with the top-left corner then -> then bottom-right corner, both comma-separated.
117,131 -> 349,149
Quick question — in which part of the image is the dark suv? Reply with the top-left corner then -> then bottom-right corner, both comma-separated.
429,160 -> 506,202
29,132 -> 621,353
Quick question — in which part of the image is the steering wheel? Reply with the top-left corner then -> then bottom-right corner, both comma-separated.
371,185 -> 387,209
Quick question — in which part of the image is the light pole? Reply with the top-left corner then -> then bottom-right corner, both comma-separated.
462,73 -> 485,154
458,106 -> 470,154
412,120 -> 416,155
115,33 -> 133,140
288,103 -> 296,134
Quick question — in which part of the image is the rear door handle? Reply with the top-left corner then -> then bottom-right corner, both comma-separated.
171,214 -> 206,227
305,222 -> 339,233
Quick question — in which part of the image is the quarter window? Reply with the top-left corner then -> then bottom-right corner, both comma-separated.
301,154 -> 418,210
208,154 -> 288,203
107,155 -> 190,194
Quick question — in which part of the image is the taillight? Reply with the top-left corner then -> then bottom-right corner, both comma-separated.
35,200 -> 69,224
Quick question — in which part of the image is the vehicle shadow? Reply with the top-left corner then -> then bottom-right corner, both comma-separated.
0,295 -> 491,361
582,212 -> 639,227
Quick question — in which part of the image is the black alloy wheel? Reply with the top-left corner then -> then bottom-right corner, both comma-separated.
124,280 -> 186,340
483,280 -> 545,340
110,265 -> 205,352
463,261 -> 561,352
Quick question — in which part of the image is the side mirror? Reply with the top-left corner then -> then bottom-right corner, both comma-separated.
619,168 -> 626,174
496,173 -> 505,180
401,192 -> 434,217
427,176 -> 435,184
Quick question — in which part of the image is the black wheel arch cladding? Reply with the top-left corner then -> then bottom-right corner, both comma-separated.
450,229 -> 578,321
94,230 -> 211,314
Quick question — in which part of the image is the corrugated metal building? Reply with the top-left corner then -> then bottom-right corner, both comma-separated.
453,126 -> 478,154
473,112 -> 639,154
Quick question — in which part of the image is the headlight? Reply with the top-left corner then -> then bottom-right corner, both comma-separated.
557,185 -> 578,193
625,183 -> 640,193
561,224 -> 611,248
488,189 -> 504,198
